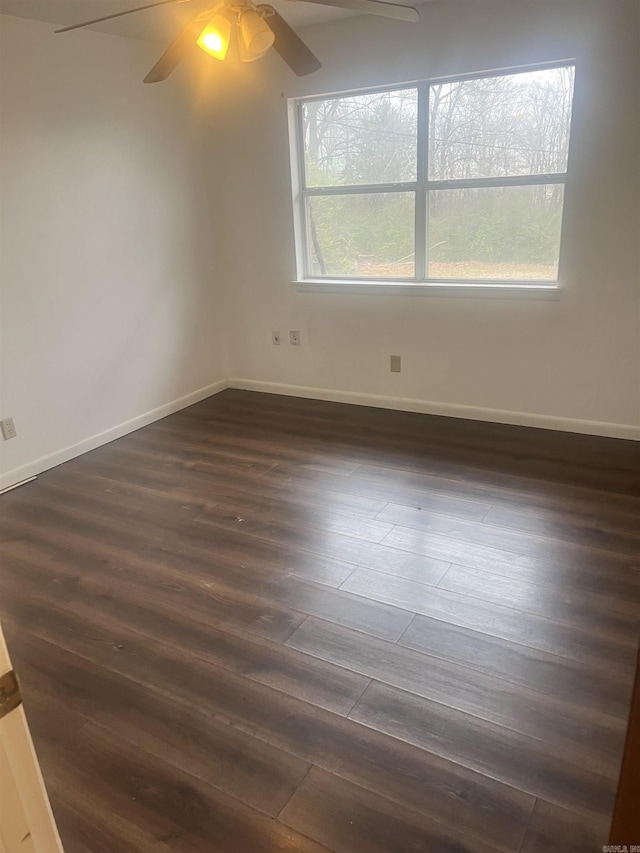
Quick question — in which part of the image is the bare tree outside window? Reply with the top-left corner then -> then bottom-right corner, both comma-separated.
427,67 -> 574,280
429,67 -> 574,180
302,89 -> 417,276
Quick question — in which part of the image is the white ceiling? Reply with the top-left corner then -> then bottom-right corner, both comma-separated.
0,0 -> 391,41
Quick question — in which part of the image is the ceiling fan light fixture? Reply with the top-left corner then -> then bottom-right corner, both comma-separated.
196,13 -> 233,61
238,8 -> 275,62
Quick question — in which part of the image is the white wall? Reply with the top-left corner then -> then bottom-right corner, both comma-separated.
203,0 -> 640,437
0,15 -> 229,488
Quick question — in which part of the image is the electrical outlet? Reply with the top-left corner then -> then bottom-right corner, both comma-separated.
1,417 -> 17,440
272,331 -> 281,345
289,330 -> 300,346
390,355 -> 401,373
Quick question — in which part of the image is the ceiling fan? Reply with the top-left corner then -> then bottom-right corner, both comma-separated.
54,0 -> 419,82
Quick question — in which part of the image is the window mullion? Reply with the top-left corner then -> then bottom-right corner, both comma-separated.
414,82 -> 428,281
302,183 -> 416,197
426,174 -> 566,191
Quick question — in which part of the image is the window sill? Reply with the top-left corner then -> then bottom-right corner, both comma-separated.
293,280 -> 562,299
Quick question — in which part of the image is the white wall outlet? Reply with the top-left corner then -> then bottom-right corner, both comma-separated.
1,417 -> 17,440
390,355 -> 401,373
289,330 -> 300,346
272,331 -> 281,345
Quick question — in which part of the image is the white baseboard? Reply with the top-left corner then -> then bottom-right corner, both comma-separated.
0,379 -> 229,491
2,375 -> 636,491
0,476 -> 38,495
228,378 -> 640,441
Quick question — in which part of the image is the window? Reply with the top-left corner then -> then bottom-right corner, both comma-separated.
291,64 -> 575,288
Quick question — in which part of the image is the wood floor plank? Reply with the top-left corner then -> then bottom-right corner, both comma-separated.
378,504 -> 637,567
194,497 -> 394,545
41,746 -> 243,853
27,694 -> 330,853
349,681 -> 617,820
51,442 -> 390,538
0,483 -> 200,554
519,800 -> 609,853
46,795 -> 157,853
19,452 -> 397,556
1,616 -> 536,853
0,504 -> 413,643
0,565 -> 370,717
0,491 -> 446,593
15,632 -> 312,818
118,441 -> 278,476
400,615 -> 634,721
271,459 -> 640,526
296,530 -> 451,586
353,455 -> 640,506
286,617 -> 626,775
1,530 -> 309,644
117,439 -> 385,513
269,576 -> 413,641
207,391 -> 639,495
122,418 -> 316,468
340,568 -> 638,672
2,494 -> 358,591
267,462 -> 494,522
1,471 -> 449,590
483,504 -> 640,554
437,564 -> 640,639
383,523 -> 640,601
29,507 -> 413,643
56,446 -> 390,522
279,766 -> 504,853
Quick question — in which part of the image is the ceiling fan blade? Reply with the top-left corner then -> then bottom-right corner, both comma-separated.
299,0 -> 418,22
259,6 -> 321,77
144,12 -> 210,83
54,0 -> 191,34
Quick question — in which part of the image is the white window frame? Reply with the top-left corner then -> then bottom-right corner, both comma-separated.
289,61 -> 575,296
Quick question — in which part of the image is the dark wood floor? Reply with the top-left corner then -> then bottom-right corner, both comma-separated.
1,389 -> 639,852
